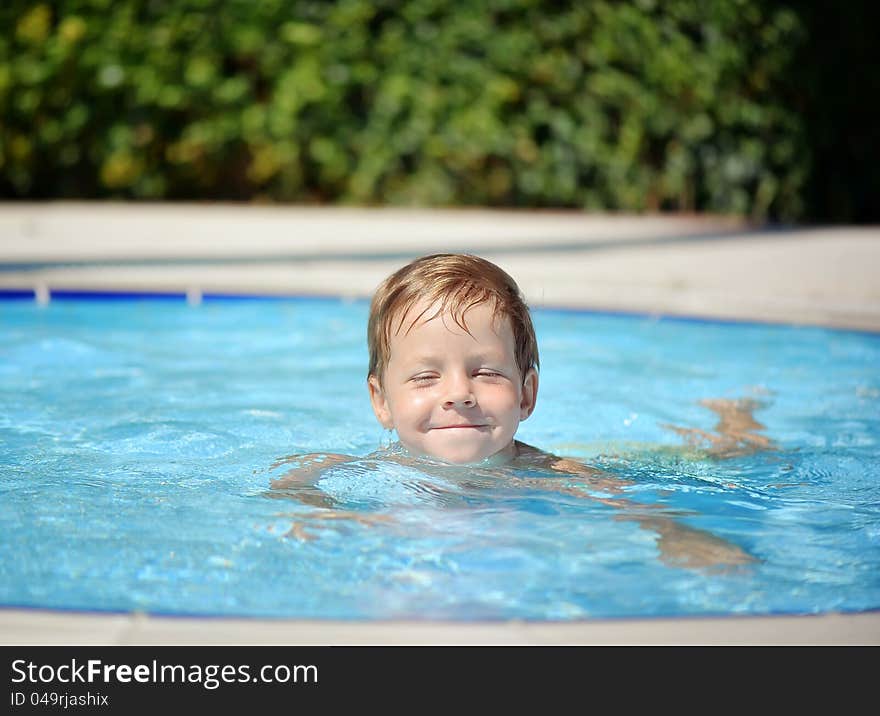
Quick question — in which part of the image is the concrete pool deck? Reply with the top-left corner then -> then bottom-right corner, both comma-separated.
1,201 -> 879,646
1,202 -> 879,331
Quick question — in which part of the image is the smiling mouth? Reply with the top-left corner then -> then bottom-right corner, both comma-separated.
432,425 -> 488,430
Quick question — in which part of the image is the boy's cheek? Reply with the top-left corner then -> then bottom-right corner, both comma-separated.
398,392 -> 433,414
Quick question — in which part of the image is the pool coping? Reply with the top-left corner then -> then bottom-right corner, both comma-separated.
2,608 -> 879,645
2,202 -> 879,332
3,202 -> 879,645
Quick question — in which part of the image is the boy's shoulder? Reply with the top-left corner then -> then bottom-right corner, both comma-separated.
513,440 -> 554,464
514,440 -> 609,479
514,440 -> 576,466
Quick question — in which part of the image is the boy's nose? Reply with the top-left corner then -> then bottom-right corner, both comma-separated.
442,379 -> 476,408
443,393 -> 476,408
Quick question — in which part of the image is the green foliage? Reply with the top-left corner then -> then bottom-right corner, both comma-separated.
0,0 -> 807,218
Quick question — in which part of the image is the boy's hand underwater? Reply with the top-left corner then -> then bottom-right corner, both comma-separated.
639,516 -> 758,570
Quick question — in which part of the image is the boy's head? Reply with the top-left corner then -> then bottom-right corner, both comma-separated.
367,254 -> 539,464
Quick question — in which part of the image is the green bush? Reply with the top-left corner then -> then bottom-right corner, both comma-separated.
1,0 -> 806,219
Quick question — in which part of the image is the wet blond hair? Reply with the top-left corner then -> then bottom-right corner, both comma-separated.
367,253 -> 539,385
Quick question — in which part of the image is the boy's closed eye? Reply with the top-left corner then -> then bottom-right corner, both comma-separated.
409,370 -> 508,383
410,374 -> 438,384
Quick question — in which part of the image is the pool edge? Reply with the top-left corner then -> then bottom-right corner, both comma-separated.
2,608 -> 878,646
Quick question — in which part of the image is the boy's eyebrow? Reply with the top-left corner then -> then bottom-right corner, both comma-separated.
404,351 -> 509,365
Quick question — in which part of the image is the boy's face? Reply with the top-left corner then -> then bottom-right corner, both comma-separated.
368,299 -> 538,464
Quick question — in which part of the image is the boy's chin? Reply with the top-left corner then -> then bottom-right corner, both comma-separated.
433,451 -> 488,465
412,439 -> 512,466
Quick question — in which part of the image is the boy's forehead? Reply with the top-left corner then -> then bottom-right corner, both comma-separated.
391,298 -> 508,338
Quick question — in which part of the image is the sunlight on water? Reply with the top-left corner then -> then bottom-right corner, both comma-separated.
0,298 -> 878,619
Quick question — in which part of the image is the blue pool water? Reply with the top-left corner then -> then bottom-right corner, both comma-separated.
1,296 -> 878,620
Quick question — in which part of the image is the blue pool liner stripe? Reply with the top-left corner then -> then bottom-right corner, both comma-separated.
0,288 -> 37,300
200,292 -> 341,303
49,289 -> 187,301
0,287 -> 351,304
1,286 -> 878,337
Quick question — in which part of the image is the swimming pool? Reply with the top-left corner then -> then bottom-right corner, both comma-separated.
1,294 -> 878,621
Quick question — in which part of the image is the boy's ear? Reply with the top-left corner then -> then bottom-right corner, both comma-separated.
519,368 -> 539,421
368,374 -> 394,429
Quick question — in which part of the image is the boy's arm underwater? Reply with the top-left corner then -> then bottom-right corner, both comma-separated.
513,441 -> 757,570
660,397 -> 777,459
265,452 -> 392,539
514,397 -> 777,570
269,453 -> 354,490
267,452 -> 355,508
270,441 -> 757,568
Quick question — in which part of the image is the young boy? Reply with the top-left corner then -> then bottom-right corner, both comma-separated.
271,253 -> 770,568
366,252 -> 539,466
